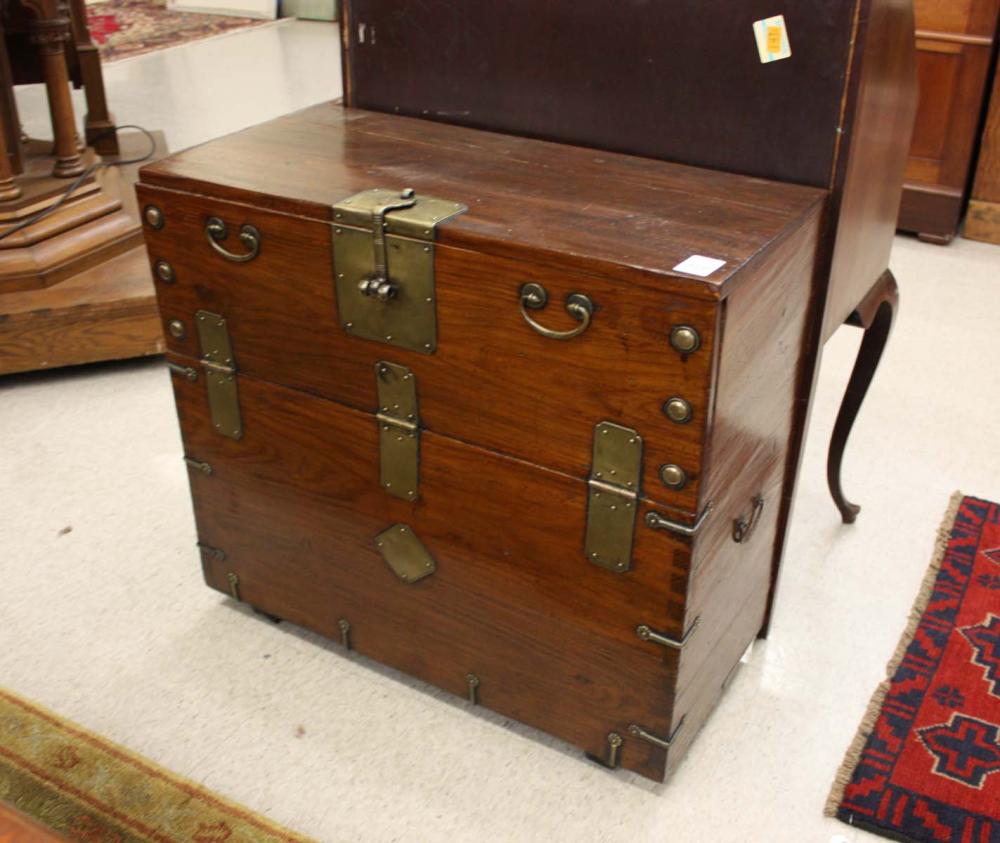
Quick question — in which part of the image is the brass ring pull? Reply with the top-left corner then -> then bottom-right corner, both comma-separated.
205,217 -> 261,263
733,495 -> 765,544
519,282 -> 593,340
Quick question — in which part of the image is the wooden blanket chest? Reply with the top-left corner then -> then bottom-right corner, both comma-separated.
138,104 -> 827,782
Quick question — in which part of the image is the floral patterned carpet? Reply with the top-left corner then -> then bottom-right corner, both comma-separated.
85,0 -> 277,62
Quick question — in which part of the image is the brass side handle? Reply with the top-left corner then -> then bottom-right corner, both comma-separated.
645,502 -> 714,538
206,217 -> 261,263
733,494 -> 765,544
519,282 -> 593,340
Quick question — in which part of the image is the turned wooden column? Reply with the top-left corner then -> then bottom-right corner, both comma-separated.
29,17 -> 85,177
0,111 -> 21,199
67,0 -> 117,154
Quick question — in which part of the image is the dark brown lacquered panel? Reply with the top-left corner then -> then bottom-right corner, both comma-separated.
341,1 -> 859,188
138,106 -> 826,296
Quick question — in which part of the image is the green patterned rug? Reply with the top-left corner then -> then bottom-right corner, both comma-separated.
0,687 -> 314,842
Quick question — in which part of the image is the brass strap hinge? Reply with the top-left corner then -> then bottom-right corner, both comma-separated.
195,310 -> 242,440
628,717 -> 686,751
332,188 -> 467,355
375,361 -> 419,500
585,422 -> 643,573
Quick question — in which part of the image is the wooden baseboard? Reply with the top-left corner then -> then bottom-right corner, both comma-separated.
0,245 -> 164,375
963,199 -> 1000,244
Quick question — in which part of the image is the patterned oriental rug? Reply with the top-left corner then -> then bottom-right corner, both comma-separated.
828,493 -> 1000,843
0,688 -> 314,842
85,0 -> 280,63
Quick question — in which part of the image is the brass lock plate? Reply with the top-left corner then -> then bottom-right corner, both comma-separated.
332,189 -> 467,355
585,422 -> 643,572
375,523 -> 436,584
375,361 -> 419,500
195,310 -> 242,440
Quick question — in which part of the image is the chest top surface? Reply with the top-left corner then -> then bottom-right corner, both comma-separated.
141,104 -> 825,297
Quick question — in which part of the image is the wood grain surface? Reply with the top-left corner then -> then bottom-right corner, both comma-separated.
0,246 -> 164,375
172,359 -> 782,781
137,106 -> 825,300
141,186 -> 722,514
825,0 -> 918,337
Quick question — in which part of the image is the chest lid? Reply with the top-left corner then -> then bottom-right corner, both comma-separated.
139,104 -> 826,301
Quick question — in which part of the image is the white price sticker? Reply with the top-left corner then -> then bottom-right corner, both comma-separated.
672,255 -> 727,277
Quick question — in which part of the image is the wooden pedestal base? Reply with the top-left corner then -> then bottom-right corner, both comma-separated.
0,132 -> 166,375
0,245 -> 163,374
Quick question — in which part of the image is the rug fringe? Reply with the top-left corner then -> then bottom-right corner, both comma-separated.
824,490 -> 965,817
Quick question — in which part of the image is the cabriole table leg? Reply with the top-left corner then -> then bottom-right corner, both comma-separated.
827,269 -> 899,524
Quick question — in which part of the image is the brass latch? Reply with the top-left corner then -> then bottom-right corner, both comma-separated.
375,361 -> 419,500
332,188 -> 467,354
195,310 -> 242,440
585,422 -> 643,573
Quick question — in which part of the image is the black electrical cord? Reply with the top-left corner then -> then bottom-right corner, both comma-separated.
0,124 -> 158,243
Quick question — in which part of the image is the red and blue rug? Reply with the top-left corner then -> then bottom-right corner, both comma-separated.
829,493 -> 1000,842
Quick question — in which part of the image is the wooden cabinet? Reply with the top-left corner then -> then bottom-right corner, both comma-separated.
898,0 -> 1000,242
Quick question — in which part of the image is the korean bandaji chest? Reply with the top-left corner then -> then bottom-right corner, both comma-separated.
136,104 -> 829,782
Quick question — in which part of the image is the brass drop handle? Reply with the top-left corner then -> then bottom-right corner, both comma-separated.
206,217 -> 261,263
733,494 -> 765,544
519,283 -> 594,340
